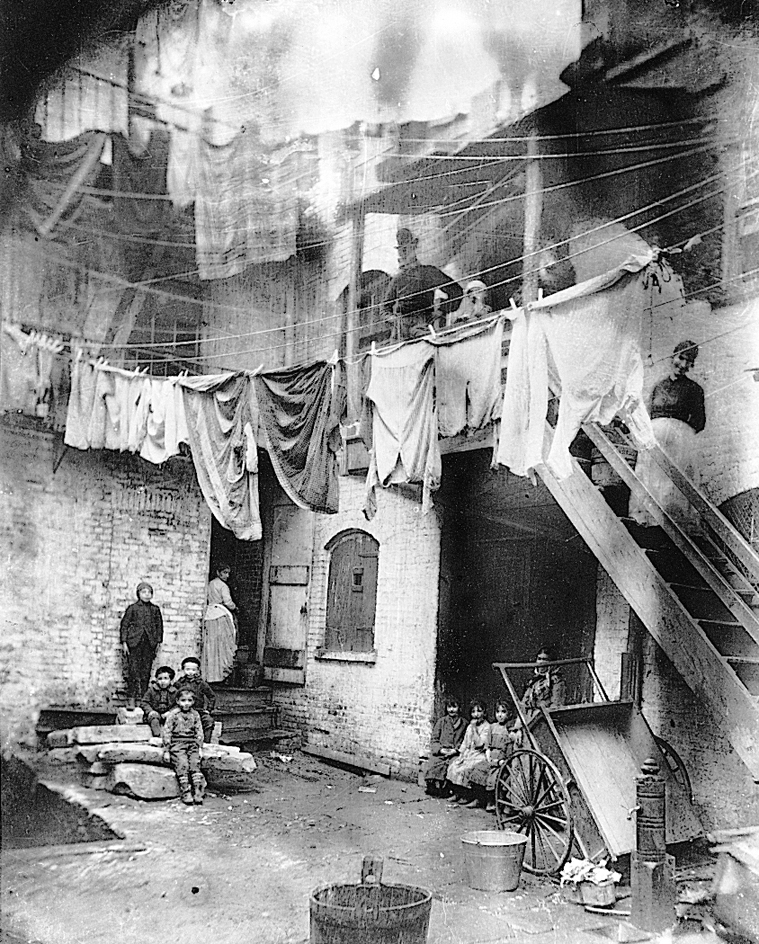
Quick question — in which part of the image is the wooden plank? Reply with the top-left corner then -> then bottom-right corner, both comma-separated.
302,744 -> 391,777
538,449 -> 759,778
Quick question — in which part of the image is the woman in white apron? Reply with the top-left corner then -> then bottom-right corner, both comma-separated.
202,563 -> 237,683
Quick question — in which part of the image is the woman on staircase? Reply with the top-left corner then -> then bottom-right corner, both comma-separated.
630,340 -> 706,533
202,563 -> 238,684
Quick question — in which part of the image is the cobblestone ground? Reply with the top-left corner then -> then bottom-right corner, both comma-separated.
1,752 -> 718,944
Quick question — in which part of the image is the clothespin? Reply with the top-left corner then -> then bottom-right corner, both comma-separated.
537,288 -> 544,301
427,324 -> 437,338
509,298 -> 518,312
370,341 -> 377,356
327,349 -> 339,366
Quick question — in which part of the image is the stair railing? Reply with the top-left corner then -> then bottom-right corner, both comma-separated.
583,422 -> 759,646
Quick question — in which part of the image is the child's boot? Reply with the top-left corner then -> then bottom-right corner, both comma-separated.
178,774 -> 193,805
191,772 -> 205,805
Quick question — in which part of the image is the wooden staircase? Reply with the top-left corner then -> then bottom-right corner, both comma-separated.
211,686 -> 298,750
538,422 -> 759,779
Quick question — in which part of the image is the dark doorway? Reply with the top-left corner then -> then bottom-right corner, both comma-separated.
209,516 -> 263,653
435,450 -> 597,717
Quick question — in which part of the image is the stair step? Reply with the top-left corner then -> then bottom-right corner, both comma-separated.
212,687 -> 273,710
645,549 -> 708,588
699,621 -> 759,659
728,660 -> 759,696
668,584 -> 735,623
218,710 -> 276,735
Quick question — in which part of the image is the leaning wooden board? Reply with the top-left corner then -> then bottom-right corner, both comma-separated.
535,701 -> 702,858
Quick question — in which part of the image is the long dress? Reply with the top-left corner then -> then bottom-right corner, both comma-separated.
202,577 -> 237,683
468,722 -> 513,791
424,715 -> 466,783
629,375 -> 705,531
446,719 -> 491,788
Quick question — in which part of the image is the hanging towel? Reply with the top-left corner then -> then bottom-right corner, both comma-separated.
432,316 -> 504,437
364,340 -> 441,519
180,372 -> 262,541
138,378 -> 190,465
497,252 -> 658,480
254,361 -> 344,514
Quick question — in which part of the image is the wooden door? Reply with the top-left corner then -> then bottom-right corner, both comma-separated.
325,531 -> 379,653
262,501 -> 312,683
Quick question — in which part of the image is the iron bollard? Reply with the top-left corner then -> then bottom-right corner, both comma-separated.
630,758 -> 677,932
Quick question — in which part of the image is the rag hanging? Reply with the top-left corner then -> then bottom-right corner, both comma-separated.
497,252 -> 658,480
194,132 -> 300,280
254,361 -> 344,514
0,324 -> 62,421
364,340 -> 441,519
137,378 -> 190,465
432,316 -> 504,437
180,372 -> 262,541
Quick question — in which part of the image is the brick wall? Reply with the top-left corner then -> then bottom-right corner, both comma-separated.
0,419 -> 211,751
273,475 -> 442,780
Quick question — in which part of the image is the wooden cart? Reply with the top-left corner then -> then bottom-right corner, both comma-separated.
492,658 -> 703,876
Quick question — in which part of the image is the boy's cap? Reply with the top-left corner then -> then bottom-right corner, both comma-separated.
136,581 -> 153,595
396,227 -> 417,247
673,339 -> 698,362
181,656 -> 201,667
155,665 -> 175,679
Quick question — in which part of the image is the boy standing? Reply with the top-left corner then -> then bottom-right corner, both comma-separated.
120,582 -> 164,705
140,666 -> 177,737
163,688 -> 204,805
174,657 -> 216,742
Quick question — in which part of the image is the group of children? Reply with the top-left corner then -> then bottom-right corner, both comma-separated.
423,697 -> 516,811
424,649 -> 566,812
138,656 -> 217,806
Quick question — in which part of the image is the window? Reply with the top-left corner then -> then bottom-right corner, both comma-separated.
323,530 -> 379,654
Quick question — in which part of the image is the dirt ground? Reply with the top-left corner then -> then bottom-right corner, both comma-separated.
1,752 -> 718,944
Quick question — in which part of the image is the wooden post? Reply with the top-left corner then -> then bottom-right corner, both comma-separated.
345,204 -> 365,425
522,130 -> 543,304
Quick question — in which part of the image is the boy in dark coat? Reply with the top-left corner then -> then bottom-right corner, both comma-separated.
120,582 -> 164,705
140,666 -> 177,737
174,657 -> 216,742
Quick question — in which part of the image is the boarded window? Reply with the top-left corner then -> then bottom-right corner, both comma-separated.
325,530 -> 379,653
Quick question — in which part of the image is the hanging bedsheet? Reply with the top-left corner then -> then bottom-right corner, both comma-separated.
364,340 -> 440,520
180,372 -> 261,541
497,251 -> 659,480
254,361 -> 344,515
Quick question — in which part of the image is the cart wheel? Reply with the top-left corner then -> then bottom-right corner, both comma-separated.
494,748 -> 574,876
654,735 -> 693,803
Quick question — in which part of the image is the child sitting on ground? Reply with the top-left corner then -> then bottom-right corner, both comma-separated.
163,687 -> 205,805
446,698 -> 491,805
174,656 -> 216,743
139,666 -> 177,737
468,700 -> 514,811
423,697 -> 466,797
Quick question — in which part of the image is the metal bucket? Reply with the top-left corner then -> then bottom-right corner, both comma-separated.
310,857 -> 432,944
461,830 -> 527,892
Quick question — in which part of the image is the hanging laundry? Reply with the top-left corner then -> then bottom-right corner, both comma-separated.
1,324 -> 67,425
111,131 -> 172,235
432,316 -> 504,438
193,131 -> 300,280
137,378 -> 190,465
364,341 -> 441,520
254,361 -> 344,515
497,251 -> 658,480
180,373 -> 262,541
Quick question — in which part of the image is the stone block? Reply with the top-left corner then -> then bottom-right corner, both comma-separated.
83,773 -> 111,791
46,747 -> 80,764
47,730 -> 72,749
71,725 -> 152,745
88,762 -> 109,775
97,744 -> 168,765
116,707 -> 145,725
201,752 -> 257,774
76,745 -> 105,764
106,763 -> 180,800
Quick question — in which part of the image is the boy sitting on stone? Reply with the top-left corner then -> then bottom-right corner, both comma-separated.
163,688 -> 204,805
174,656 -> 216,742
140,666 -> 177,737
